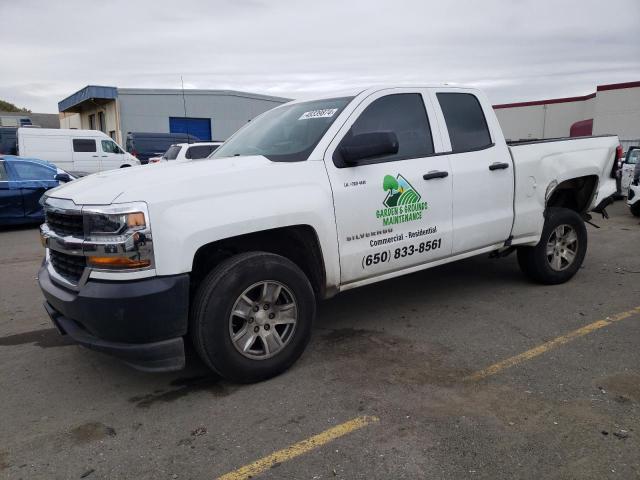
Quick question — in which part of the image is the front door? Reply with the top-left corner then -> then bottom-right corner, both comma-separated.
99,139 -> 125,170
324,89 -> 453,285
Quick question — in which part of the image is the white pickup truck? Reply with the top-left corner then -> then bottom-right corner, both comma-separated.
38,86 -> 619,382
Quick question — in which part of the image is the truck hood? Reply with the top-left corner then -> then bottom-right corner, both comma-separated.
46,156 -> 273,205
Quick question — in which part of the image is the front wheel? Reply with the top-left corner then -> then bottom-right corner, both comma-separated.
190,252 -> 315,383
517,207 -> 587,285
630,202 -> 640,217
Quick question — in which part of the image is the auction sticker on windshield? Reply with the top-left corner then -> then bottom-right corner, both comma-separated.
299,108 -> 338,120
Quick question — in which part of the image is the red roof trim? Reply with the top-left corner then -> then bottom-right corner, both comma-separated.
596,80 -> 640,91
493,79 -> 640,109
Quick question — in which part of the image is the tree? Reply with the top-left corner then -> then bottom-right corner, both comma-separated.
383,175 -> 398,194
0,99 -> 31,113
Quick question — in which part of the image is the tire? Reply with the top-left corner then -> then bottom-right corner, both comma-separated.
120,164 -> 131,168
630,202 -> 640,217
517,207 -> 587,285
190,252 -> 315,383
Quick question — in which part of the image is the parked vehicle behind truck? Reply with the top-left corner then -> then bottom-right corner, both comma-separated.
38,86 -> 618,382
125,132 -> 201,164
17,128 -> 139,175
621,146 -> 639,195
149,141 -> 223,163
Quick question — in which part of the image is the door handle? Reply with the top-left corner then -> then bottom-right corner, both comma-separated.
489,162 -> 510,171
101,155 -> 108,157
423,171 -> 449,180
92,155 -> 99,157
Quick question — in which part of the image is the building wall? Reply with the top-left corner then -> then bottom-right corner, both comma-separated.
494,82 -> 640,144
593,87 -> 640,139
59,112 -> 81,129
0,111 -> 60,128
60,101 -> 120,141
116,90 -> 287,142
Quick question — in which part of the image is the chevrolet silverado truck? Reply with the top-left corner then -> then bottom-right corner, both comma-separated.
38,86 -> 620,382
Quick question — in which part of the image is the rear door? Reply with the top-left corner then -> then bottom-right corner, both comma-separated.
8,160 -> 57,222
0,161 -> 24,225
324,89 -> 453,285
431,90 -> 514,254
99,138 -> 126,170
72,138 -> 100,173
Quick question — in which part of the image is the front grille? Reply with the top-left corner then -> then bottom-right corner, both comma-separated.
50,250 -> 86,283
46,211 -> 84,237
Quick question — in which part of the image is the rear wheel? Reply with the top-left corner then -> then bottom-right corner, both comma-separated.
190,252 -> 315,383
517,207 -> 587,284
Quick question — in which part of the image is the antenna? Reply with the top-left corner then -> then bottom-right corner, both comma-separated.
181,76 -> 190,144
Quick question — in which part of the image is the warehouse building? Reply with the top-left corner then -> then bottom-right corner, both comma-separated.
494,80 -> 640,150
58,85 -> 290,144
0,111 -> 59,128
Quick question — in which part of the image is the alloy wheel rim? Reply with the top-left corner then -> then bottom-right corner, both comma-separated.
546,224 -> 579,271
228,281 -> 297,360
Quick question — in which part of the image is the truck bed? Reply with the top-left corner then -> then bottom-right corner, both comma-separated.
507,134 -> 619,245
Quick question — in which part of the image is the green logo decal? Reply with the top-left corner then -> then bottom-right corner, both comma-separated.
376,174 -> 428,226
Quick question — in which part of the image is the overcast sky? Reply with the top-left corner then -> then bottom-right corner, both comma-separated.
1,0 -> 639,113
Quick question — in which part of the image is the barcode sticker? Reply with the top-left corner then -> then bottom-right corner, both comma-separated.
298,108 -> 338,120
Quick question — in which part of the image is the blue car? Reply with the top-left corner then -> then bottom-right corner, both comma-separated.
0,155 -> 73,226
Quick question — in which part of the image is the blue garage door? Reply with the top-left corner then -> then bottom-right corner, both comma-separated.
169,117 -> 212,141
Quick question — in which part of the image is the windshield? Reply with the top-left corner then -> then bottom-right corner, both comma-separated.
212,97 -> 353,162
163,145 -> 181,160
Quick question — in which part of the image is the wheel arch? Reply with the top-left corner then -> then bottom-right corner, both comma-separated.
545,175 -> 599,215
190,225 -> 328,300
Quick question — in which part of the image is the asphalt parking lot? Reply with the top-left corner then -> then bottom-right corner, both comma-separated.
1,201 -> 639,480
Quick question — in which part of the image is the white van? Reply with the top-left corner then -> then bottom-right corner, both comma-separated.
17,128 -> 139,174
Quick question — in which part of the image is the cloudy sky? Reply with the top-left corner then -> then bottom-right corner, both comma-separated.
1,0 -> 639,113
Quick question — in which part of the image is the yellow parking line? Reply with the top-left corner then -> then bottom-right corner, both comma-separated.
217,415 -> 379,480
465,306 -> 640,382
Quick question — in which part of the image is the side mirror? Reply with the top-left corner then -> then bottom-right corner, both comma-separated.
339,131 -> 399,164
54,173 -> 71,183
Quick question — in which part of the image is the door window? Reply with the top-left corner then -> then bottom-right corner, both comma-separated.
11,161 -> 55,181
336,93 -> 434,166
73,139 -> 97,152
436,93 -> 492,152
163,145 -> 181,160
185,144 -> 217,159
101,139 -> 123,154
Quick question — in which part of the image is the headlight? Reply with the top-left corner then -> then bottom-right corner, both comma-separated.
82,202 -> 154,270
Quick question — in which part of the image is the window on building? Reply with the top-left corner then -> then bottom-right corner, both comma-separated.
101,139 -> 123,154
437,93 -> 492,152
337,93 -> 434,165
109,130 -> 116,140
73,139 -> 97,152
98,111 -> 106,133
88,114 -> 96,130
